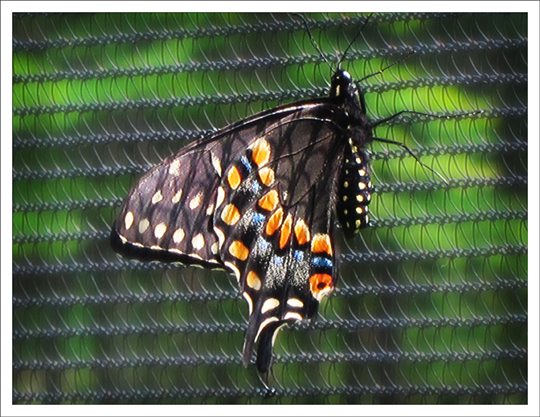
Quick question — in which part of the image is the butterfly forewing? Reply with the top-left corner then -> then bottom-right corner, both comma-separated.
112,104 -> 315,265
112,142 -> 223,266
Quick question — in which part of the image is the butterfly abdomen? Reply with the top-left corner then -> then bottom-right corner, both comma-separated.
337,139 -> 374,237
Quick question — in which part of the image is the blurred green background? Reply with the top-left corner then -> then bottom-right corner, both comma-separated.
13,12 -> 527,404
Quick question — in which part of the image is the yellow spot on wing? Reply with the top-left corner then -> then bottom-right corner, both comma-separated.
168,159 -> 181,175
283,312 -> 303,321
255,317 -> 279,343
171,190 -> 183,203
138,219 -> 150,234
243,292 -> 254,315
286,298 -> 304,308
189,193 -> 202,209
152,190 -> 163,204
172,228 -> 185,243
192,233 -> 205,250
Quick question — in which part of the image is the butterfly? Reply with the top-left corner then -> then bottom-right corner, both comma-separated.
110,15 -> 442,374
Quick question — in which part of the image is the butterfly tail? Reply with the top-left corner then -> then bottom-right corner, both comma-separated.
242,316 -> 286,374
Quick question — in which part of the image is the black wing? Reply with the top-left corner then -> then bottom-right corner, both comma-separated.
111,98 -> 350,373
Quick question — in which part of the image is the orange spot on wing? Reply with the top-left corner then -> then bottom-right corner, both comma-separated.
309,273 -> 334,301
246,271 -> 262,290
294,219 -> 310,245
227,166 -> 241,189
311,233 -> 333,255
229,240 -> 249,261
279,213 -> 293,249
221,204 -> 241,225
265,207 -> 283,236
251,138 -> 271,166
258,166 -> 275,186
258,189 -> 279,212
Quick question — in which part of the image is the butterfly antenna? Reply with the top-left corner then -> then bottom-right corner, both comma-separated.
293,13 -> 332,71
338,13 -> 373,69
358,49 -> 415,84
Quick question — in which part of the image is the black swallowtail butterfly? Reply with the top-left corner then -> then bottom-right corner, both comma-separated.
111,16 -> 444,374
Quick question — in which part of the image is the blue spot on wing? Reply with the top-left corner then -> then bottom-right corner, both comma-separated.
294,250 -> 304,261
245,178 -> 262,195
241,155 -> 252,172
256,236 -> 271,252
311,256 -> 333,269
251,212 -> 266,225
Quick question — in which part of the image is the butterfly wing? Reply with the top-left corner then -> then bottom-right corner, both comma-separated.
212,105 -> 349,372
111,98 -> 349,373
111,102 -> 318,266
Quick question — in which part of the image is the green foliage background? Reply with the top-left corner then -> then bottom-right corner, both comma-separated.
13,12 -> 527,404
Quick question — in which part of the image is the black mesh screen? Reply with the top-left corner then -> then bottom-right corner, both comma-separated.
13,12 -> 527,404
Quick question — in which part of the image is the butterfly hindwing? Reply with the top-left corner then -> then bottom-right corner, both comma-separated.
213,108 -> 347,372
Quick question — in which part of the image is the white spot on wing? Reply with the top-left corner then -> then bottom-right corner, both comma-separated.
154,222 -> 167,239
152,190 -> 163,204
173,228 -> 185,243
286,298 -> 304,308
169,159 -> 181,175
211,153 -> 222,176
189,192 -> 202,209
124,212 -> 134,230
243,292 -> 253,315
171,190 -> 183,203
261,298 -> 280,314
192,233 -> 205,250
216,186 -> 225,208
255,317 -> 279,343
138,219 -> 150,234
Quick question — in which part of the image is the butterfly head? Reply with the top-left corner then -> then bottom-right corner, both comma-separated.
329,69 -> 355,99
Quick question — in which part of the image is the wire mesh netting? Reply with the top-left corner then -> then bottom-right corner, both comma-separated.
13,12 -> 527,404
